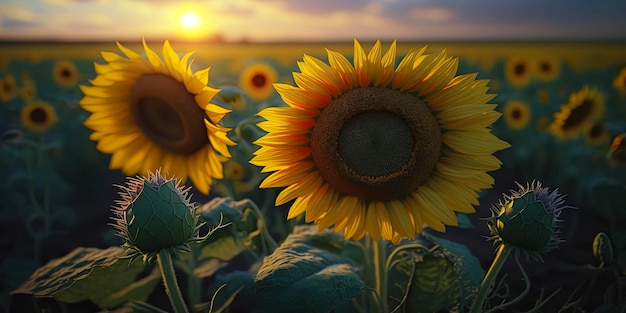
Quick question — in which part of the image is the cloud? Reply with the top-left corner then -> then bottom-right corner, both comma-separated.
0,5 -> 36,21
262,0 -> 368,15
1,18 -> 40,28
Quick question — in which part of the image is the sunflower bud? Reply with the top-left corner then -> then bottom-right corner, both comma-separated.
592,232 -> 614,265
112,170 -> 201,263
487,181 -> 570,260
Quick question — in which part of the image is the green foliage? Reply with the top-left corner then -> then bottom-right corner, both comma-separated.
387,234 -> 484,312
197,197 -> 267,260
12,246 -> 160,309
254,225 -> 367,313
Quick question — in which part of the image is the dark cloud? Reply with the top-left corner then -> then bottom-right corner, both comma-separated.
1,18 -> 39,28
262,0 -> 367,15
380,0 -> 626,39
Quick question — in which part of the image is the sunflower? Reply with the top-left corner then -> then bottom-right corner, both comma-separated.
80,40 -> 235,194
585,122 -> 608,145
536,88 -> 550,105
549,86 -> 605,140
251,40 -> 510,243
1,75 -> 17,103
21,76 -> 37,101
53,60 -> 80,88
613,67 -> 626,93
20,100 -> 58,133
238,62 -> 277,101
224,160 -> 246,181
608,133 -> 626,166
535,55 -> 560,83
503,100 -> 531,130
504,55 -> 533,88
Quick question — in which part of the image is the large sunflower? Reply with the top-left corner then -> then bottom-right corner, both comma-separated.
80,40 -> 235,194
251,40 -> 510,243
549,85 -> 605,140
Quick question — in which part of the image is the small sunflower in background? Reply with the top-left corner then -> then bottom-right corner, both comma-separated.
536,116 -> 551,132
80,40 -> 235,195
238,62 -> 277,102
504,55 -> 533,88
20,75 -> 37,101
52,60 -> 80,88
535,55 -> 560,83
503,100 -> 531,130
536,88 -> 550,105
585,122 -> 608,146
613,67 -> 626,93
20,100 -> 58,133
549,86 -> 605,140
1,74 -> 17,103
608,133 -> 626,166
251,39 -> 510,243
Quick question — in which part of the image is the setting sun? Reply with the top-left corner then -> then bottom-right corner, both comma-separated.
180,11 -> 201,30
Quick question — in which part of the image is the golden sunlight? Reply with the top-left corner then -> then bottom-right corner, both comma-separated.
180,11 -> 201,30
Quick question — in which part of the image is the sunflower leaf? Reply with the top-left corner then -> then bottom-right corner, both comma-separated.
197,197 -> 264,261
387,234 -> 484,312
11,246 -> 158,309
255,225 -> 367,313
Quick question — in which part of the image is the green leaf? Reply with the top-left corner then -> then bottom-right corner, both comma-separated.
455,212 -> 474,229
424,233 -> 485,290
12,246 -> 159,309
106,300 -> 169,313
255,225 -> 367,313
196,197 -> 263,260
387,234 -> 485,312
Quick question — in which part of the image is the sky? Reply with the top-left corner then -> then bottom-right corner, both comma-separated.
1,0 -> 626,42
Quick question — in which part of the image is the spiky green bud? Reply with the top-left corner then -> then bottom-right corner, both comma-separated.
111,170 -> 203,263
487,181 -> 570,261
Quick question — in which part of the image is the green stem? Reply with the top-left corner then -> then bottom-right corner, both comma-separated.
469,244 -> 512,313
243,199 -> 278,251
186,247 -> 201,309
372,238 -> 388,313
157,250 -> 189,313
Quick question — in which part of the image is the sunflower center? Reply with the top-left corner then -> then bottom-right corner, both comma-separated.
514,63 -> 526,76
588,123 -> 603,138
562,98 -> 593,130
539,61 -> 551,73
30,108 -> 48,124
61,68 -> 72,78
511,108 -> 522,120
311,87 -> 441,201
252,73 -> 267,88
129,74 -> 209,155
337,111 -> 413,177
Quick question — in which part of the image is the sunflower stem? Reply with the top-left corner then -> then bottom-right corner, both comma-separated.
157,250 -> 189,313
469,244 -> 512,313
372,237 -> 388,313
242,199 -> 278,252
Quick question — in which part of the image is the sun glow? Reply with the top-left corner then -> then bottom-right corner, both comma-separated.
180,11 -> 201,30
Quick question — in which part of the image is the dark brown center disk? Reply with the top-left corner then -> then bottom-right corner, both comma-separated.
310,87 -> 442,201
129,74 -> 209,155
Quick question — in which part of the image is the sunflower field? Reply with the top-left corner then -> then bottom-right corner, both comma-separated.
1,40 -> 625,313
